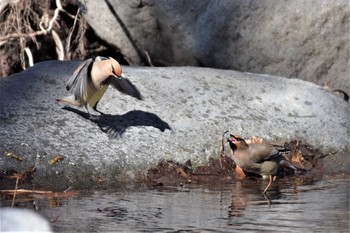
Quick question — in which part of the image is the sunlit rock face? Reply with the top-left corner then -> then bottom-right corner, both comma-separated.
83,0 -> 349,91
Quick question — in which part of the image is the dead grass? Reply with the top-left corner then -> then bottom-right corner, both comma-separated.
0,0 -> 87,75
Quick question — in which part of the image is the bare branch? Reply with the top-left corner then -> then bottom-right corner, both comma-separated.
66,8 -> 80,58
52,29 -> 64,60
24,47 -> 34,67
0,0 -> 68,44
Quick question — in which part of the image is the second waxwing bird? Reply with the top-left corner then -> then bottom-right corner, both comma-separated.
227,134 -> 297,194
56,56 -> 143,116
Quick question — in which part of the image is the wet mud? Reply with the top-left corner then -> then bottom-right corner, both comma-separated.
0,140 -> 325,207
146,141 -> 324,188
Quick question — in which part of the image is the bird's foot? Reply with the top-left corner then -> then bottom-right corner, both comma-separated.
263,193 -> 272,207
96,110 -> 105,116
92,108 -> 105,116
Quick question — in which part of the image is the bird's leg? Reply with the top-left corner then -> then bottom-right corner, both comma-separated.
85,105 -> 93,119
84,105 -> 99,121
263,175 -> 274,194
263,192 -> 272,207
92,106 -> 105,115
92,102 -> 105,115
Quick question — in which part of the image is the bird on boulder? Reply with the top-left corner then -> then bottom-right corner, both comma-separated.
227,134 -> 297,194
56,56 -> 143,116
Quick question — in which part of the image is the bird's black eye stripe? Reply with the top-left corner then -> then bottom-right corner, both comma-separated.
111,64 -> 116,75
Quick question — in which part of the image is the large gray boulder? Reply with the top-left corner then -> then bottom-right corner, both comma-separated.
82,0 -> 349,91
0,61 -> 348,189
0,208 -> 53,232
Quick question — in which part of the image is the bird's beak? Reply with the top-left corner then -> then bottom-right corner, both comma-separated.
228,137 -> 237,143
112,72 -> 124,80
229,134 -> 239,142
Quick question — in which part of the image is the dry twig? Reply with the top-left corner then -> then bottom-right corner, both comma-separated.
66,8 -> 80,58
52,29 -> 64,60
219,130 -> 233,169
0,0 -> 86,68
8,165 -> 36,207
0,189 -> 53,194
24,47 -> 33,67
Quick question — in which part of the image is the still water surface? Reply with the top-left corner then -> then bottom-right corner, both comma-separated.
5,176 -> 350,232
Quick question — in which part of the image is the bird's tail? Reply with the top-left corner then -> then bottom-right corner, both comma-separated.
279,159 -> 306,174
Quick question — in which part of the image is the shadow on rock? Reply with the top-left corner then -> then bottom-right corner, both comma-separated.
62,106 -> 172,137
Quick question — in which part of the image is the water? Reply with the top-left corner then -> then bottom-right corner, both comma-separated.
1,176 -> 349,232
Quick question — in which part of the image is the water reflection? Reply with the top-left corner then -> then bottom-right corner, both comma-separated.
226,177 -> 349,232
1,177 -> 349,232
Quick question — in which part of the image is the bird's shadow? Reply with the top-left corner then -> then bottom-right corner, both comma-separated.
62,106 -> 172,138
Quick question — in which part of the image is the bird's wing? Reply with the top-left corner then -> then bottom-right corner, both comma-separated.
264,145 -> 290,161
249,144 -> 282,162
109,77 -> 143,100
261,148 -> 282,161
66,58 -> 95,103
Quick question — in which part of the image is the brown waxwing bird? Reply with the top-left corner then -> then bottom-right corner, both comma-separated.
227,134 -> 297,194
56,56 -> 143,116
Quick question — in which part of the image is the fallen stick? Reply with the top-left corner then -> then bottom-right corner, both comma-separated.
1,189 -> 53,194
219,130 -> 229,168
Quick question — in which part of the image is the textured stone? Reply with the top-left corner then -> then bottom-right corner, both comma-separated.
82,0 -> 349,91
0,208 -> 53,232
0,60 -> 348,189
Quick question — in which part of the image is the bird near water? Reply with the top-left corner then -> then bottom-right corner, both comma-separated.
227,134 -> 298,194
56,56 -> 143,116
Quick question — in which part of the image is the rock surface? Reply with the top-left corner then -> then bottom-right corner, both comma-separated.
0,208 -> 53,232
82,0 -> 349,91
0,61 -> 348,189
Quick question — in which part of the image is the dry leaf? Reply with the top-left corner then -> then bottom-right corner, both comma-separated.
50,155 -> 64,165
291,140 -> 312,170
